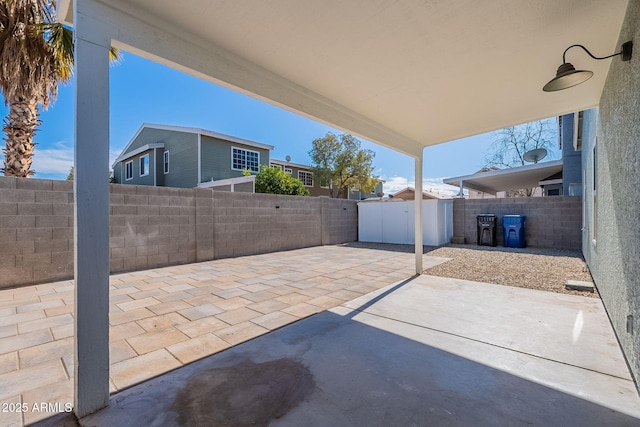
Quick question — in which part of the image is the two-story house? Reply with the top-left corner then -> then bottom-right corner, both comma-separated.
112,124 -> 273,188
113,124 -> 384,198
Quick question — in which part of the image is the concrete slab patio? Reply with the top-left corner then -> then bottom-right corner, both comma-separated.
0,244 -> 449,426
78,275 -> 640,426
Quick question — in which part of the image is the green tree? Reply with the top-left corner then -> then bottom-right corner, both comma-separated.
0,0 -> 120,177
309,132 -> 377,198
247,165 -> 310,196
66,165 -> 73,180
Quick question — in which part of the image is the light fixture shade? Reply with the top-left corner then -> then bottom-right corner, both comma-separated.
543,62 -> 593,92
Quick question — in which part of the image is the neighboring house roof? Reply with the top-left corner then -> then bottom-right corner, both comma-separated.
392,187 -> 450,200
443,159 -> 563,195
113,123 -> 275,167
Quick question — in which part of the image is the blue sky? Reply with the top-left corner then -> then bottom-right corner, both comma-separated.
1,51 -> 560,195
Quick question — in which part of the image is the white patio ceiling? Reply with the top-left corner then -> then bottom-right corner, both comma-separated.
60,0 -> 629,158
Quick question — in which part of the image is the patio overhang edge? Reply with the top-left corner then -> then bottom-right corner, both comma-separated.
61,0 -> 425,159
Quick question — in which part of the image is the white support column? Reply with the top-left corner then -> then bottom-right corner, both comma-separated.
414,150 -> 424,274
73,0 -> 111,417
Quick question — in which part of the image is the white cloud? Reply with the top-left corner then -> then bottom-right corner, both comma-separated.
32,141 -> 73,176
382,175 -> 463,197
30,142 -> 125,179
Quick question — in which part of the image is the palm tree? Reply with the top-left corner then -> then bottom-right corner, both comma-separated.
0,0 -> 119,177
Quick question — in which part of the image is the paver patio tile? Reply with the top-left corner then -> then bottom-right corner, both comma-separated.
18,337 -> 72,368
346,283 -> 380,294
160,283 -> 195,293
0,306 -> 16,317
135,281 -> 168,291
109,322 -> 145,342
109,307 -> 155,326
1,310 -> 46,327
240,284 -> 271,293
183,284 -> 220,296
147,300 -> 193,316
0,359 -> 67,400
109,294 -> 132,305
215,307 -> 261,325
109,287 -> 140,297
110,349 -> 181,391
182,294 -> 222,306
305,295 -> 344,309
116,297 -> 161,312
246,299 -> 290,314
21,379 -> 73,425
212,288 -> 248,299
0,330 -> 52,355
0,324 -> 17,339
0,294 -> 40,308
175,317 -> 230,338
250,311 -> 298,330
242,290 -> 278,303
51,324 -> 73,340
0,351 -> 18,375
282,302 -> 322,318
17,314 -> 73,334
109,339 -> 137,364
178,304 -> 224,321
136,313 -> 190,332
0,395 -> 22,427
129,289 -> 167,300
154,291 -> 193,303
126,328 -> 189,355
275,293 -> 312,305
166,333 -> 230,364
43,304 -> 74,317
296,287 -> 332,298
205,296 -> 249,311
327,289 -> 362,301
214,321 -> 269,346
16,300 -> 64,314
268,285 -> 300,296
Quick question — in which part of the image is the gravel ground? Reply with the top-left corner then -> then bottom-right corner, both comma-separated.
343,242 -> 598,298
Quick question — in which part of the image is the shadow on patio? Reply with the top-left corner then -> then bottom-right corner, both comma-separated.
45,274 -> 640,426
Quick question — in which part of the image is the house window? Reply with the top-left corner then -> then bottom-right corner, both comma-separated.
139,154 -> 149,177
125,161 -> 133,181
232,147 -> 260,173
270,163 -> 283,171
284,168 -> 292,175
164,151 -> 169,174
320,178 -> 331,189
299,171 -> 313,187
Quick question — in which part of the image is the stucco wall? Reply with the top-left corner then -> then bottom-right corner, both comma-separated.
582,0 -> 640,387
0,177 -> 358,289
452,196 -> 582,250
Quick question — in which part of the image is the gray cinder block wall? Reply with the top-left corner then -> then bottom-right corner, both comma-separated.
452,196 -> 582,250
0,177 -> 358,289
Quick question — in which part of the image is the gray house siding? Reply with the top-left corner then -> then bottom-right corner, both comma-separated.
118,148 -> 155,186
560,113 -> 583,196
200,135 -> 269,183
161,133 -> 198,188
582,0 -> 640,388
114,128 -> 198,188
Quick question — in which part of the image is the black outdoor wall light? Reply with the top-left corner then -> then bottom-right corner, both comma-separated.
543,41 -> 633,92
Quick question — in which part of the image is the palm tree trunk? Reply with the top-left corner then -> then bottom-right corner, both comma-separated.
2,97 -> 39,177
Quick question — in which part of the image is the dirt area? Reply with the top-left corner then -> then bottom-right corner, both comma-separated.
344,242 -> 598,298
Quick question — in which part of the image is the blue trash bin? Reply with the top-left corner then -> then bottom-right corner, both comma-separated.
503,215 -> 526,248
